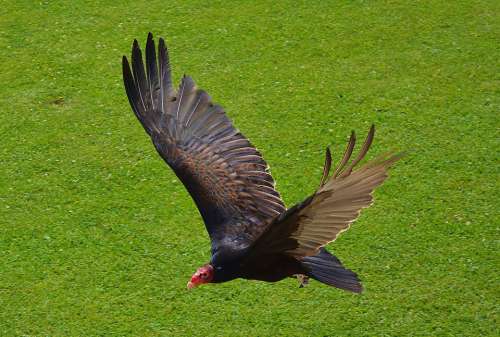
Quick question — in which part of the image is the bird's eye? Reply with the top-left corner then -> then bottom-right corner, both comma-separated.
200,273 -> 207,279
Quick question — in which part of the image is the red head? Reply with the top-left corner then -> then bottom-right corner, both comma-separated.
187,264 -> 214,289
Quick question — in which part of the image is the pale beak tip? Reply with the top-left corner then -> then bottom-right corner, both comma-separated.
187,281 -> 195,290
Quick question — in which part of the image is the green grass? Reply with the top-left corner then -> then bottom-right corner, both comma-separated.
1,1 -> 498,336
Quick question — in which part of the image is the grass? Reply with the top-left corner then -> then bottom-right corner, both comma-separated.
0,1 -> 498,336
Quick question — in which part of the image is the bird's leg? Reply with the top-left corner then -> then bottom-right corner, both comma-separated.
295,274 -> 309,288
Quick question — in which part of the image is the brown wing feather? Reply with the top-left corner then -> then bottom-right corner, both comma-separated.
319,147 -> 332,188
250,126 -> 402,258
123,33 -> 285,252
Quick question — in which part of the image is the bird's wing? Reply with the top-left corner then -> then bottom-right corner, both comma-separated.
122,33 -> 285,252
248,126 -> 402,258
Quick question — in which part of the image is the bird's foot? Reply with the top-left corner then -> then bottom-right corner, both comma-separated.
295,274 -> 309,288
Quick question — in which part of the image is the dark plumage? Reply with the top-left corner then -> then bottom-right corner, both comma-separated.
122,33 -> 402,292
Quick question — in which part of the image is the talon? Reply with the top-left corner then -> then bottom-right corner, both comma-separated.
296,274 -> 309,288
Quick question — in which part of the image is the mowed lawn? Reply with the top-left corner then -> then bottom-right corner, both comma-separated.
0,1 -> 498,336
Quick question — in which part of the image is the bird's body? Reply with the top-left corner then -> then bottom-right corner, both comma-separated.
122,33 -> 402,292
211,247 -> 303,284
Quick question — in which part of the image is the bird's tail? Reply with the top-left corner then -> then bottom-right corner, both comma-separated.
301,248 -> 362,293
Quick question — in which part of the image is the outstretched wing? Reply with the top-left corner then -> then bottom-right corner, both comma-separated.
249,125 -> 402,258
122,33 -> 286,252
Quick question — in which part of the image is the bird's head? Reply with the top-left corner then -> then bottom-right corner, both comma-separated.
187,264 -> 214,289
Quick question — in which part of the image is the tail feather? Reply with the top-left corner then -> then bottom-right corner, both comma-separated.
302,248 -> 362,293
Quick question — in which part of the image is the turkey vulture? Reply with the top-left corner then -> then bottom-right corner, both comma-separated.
122,33 -> 402,293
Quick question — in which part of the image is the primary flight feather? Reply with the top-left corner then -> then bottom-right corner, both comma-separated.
122,33 -> 402,292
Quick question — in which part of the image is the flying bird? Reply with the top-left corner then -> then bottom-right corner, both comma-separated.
122,33 -> 401,293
